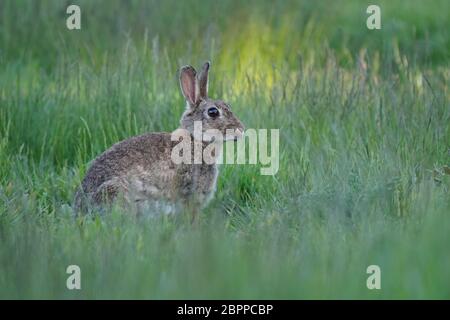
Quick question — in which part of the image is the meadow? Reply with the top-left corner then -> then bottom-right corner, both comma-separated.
0,0 -> 449,299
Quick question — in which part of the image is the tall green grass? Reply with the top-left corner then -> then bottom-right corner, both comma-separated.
0,0 -> 449,298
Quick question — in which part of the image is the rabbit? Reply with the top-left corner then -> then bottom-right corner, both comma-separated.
73,62 -> 245,217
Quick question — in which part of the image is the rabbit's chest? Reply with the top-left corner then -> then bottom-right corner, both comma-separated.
177,163 -> 218,205
193,163 -> 218,194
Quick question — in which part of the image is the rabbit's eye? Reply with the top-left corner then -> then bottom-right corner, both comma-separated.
207,107 -> 220,118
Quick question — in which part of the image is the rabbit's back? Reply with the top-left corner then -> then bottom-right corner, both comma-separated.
74,133 -> 177,210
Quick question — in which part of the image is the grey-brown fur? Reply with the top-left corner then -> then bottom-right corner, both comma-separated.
74,62 -> 244,216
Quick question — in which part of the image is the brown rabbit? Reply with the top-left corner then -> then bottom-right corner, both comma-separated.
74,62 -> 245,217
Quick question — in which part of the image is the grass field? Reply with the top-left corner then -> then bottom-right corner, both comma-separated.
0,0 -> 449,299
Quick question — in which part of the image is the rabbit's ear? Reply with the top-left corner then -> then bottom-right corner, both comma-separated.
179,65 -> 198,107
198,61 -> 210,99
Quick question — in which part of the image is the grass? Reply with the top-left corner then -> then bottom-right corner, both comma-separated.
0,0 -> 449,299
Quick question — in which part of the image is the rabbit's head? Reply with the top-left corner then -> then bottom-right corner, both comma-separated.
179,62 -> 245,141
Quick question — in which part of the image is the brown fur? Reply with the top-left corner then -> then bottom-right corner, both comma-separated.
74,62 -> 244,216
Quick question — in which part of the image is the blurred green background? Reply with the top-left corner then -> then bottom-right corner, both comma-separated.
0,0 -> 449,299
